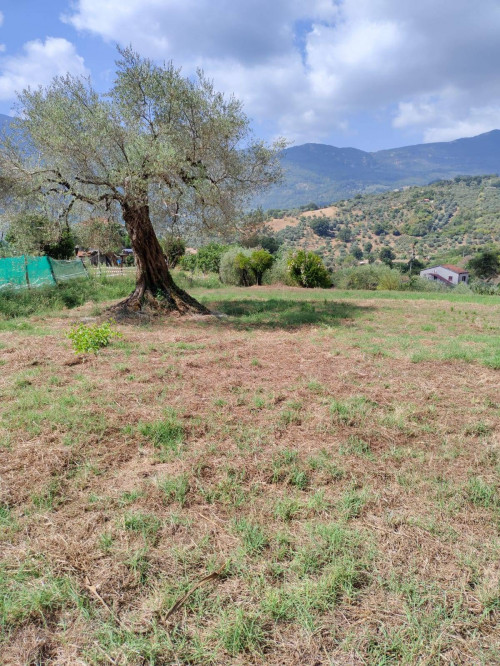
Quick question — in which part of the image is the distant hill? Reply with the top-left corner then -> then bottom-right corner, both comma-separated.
0,113 -> 13,135
264,174 -> 500,266
257,130 -> 500,210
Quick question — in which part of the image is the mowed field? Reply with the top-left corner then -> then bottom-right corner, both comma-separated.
1,282 -> 500,664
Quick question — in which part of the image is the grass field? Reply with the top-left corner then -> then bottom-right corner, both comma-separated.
1,280 -> 499,664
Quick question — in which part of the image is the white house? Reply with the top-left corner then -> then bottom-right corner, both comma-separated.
420,264 -> 469,286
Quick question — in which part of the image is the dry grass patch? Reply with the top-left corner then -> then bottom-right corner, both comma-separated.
0,288 -> 499,664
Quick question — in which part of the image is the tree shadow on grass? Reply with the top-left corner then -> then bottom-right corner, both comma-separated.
202,298 -> 373,330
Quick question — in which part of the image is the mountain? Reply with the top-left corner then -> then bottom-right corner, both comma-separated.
0,113 -> 13,135
258,130 -> 500,210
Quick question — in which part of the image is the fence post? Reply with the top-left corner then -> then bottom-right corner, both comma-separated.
24,255 -> 30,289
47,257 -> 57,286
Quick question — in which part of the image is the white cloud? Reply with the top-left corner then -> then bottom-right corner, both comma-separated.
0,37 -> 89,101
63,0 -> 500,145
395,91 -> 500,143
0,10 -> 4,53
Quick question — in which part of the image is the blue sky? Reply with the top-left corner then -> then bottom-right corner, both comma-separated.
1,0 -> 499,151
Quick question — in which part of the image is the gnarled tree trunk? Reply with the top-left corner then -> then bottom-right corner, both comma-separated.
116,203 -> 210,316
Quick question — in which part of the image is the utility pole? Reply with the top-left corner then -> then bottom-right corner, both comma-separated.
409,243 -> 416,275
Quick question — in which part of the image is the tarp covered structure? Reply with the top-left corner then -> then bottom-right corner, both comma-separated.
0,256 -> 88,290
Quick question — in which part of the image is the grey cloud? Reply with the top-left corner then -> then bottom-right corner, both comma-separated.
64,0 -> 500,144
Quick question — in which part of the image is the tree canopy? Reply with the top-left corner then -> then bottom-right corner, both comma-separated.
4,211 -> 76,259
0,47 -> 284,314
74,218 -> 124,254
467,249 -> 500,280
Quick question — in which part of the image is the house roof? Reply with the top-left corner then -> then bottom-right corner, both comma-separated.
440,264 -> 469,274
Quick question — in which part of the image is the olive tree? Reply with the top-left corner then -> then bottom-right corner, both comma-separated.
74,218 -> 124,254
468,250 -> 500,280
6,212 -> 72,257
0,47 -> 283,314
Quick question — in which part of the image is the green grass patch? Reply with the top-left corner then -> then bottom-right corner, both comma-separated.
0,275 -> 133,320
157,474 -> 190,506
138,409 -> 185,456
0,558 -> 84,635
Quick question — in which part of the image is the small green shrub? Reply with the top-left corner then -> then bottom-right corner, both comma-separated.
67,320 -> 122,354
249,249 -> 274,285
405,276 -> 448,292
197,242 -> 229,273
377,268 -> 402,291
287,250 -> 332,288
219,246 -> 257,286
179,253 -> 197,271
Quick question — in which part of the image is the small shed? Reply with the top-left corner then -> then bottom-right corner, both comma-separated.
420,264 -> 469,286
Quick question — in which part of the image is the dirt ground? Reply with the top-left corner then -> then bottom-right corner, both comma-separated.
1,291 -> 499,664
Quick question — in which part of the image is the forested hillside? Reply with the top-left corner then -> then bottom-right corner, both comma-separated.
257,130 -> 500,209
264,175 -> 500,266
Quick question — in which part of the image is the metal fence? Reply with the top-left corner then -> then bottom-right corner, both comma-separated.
84,265 -> 136,278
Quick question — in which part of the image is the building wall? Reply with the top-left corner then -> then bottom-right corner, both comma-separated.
420,266 -> 469,285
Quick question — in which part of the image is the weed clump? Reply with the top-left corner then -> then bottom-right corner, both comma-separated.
67,320 -> 122,354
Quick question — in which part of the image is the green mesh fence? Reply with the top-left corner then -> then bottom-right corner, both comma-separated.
0,256 -> 88,290
49,257 -> 88,282
27,256 -> 56,288
0,256 -> 26,290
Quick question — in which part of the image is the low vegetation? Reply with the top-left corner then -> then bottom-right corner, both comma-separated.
67,320 -> 122,354
1,279 -> 499,663
261,175 -> 500,269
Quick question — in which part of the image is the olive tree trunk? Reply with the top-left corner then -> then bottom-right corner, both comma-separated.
116,203 -> 209,315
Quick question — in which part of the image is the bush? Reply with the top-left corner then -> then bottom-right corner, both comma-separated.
376,268 -> 403,291
333,265 -> 402,291
249,249 -> 274,285
219,247 -> 257,286
179,253 -> 197,271
309,217 -> 331,237
469,279 -> 500,295
379,247 -> 395,267
337,228 -> 352,243
467,250 -> 500,280
67,320 -> 122,354
159,236 -> 185,268
46,229 -> 78,260
241,234 -> 281,254
287,250 -> 332,288
452,282 -> 472,294
403,277 -> 448,292
333,265 -> 380,290
174,270 -> 222,290
196,243 -> 229,273
261,251 -> 296,286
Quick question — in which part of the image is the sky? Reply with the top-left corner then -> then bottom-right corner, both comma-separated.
0,0 -> 499,151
